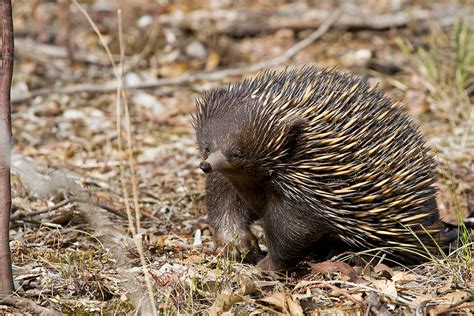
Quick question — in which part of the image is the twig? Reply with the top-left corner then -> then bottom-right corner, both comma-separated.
58,0 -> 74,65
12,10 -> 341,104
11,198 -> 71,220
32,0 -> 48,43
315,281 -> 365,306
434,295 -> 474,315
11,197 -> 128,220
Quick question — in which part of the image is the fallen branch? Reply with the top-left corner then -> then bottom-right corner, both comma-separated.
151,3 -> 470,36
11,198 -> 71,221
433,295 -> 474,315
11,197 -> 128,221
15,38 -> 121,66
12,10 -> 341,104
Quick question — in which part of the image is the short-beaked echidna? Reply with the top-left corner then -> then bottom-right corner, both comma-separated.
193,67 -> 443,270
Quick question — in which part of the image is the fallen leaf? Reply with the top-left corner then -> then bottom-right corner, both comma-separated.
151,235 -> 167,248
310,260 -> 364,283
237,276 -> 257,296
441,291 -> 470,305
260,292 -> 288,312
391,271 -> 417,283
206,51 -> 220,70
158,62 -> 191,77
208,293 -> 243,316
286,294 -> 304,316
374,263 -> 394,278
372,279 -> 397,299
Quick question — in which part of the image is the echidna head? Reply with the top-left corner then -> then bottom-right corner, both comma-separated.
196,109 -> 262,177
194,91 -> 305,180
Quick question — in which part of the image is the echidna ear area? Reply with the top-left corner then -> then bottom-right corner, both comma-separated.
194,66 -> 442,258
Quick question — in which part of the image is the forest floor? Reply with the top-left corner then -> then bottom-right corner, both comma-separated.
3,0 -> 474,314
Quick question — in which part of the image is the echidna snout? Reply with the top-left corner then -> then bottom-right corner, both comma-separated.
199,151 -> 230,174
199,161 -> 212,173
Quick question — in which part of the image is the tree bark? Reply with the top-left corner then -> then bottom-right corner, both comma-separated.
0,0 -> 14,296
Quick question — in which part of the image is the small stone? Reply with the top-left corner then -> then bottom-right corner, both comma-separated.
185,40 -> 207,59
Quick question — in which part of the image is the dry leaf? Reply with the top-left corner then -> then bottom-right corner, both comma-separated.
158,62 -> 191,77
286,294 -> 304,316
260,292 -> 288,312
372,279 -> 397,299
441,291 -> 470,305
374,264 -> 394,278
208,293 -> 243,316
310,260 -> 364,283
391,271 -> 417,283
238,276 -> 257,296
431,291 -> 473,315
206,51 -> 220,70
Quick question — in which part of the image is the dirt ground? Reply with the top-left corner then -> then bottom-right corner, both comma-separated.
3,0 -> 473,314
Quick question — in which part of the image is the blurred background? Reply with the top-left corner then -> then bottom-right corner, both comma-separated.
8,0 -> 473,314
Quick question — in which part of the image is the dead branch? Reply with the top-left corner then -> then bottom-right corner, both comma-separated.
15,38 -> 121,66
11,198 -> 71,221
0,0 -> 14,296
10,197 -> 128,221
433,295 -> 474,315
12,10 -> 340,104
155,3 -> 471,36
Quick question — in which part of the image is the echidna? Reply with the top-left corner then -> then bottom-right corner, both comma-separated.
193,67 -> 444,270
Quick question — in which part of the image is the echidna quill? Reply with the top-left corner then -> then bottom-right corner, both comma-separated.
193,67 -> 446,271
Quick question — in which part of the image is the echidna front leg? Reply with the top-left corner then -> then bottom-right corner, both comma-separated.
205,172 -> 263,263
258,201 -> 324,271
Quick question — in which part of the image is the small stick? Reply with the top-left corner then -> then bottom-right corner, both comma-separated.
11,199 -> 71,220
11,197 -> 128,220
434,295 -> 474,315
58,0 -> 74,66
314,281 -> 364,306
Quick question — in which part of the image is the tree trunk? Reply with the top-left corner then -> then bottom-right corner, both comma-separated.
0,0 -> 14,296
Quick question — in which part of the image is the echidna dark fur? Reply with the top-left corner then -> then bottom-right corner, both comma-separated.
193,66 -> 442,270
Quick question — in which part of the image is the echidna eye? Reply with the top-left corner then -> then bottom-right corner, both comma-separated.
202,146 -> 210,158
230,149 -> 244,159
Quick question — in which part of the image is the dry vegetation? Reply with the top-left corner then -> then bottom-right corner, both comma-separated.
3,0 -> 473,314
